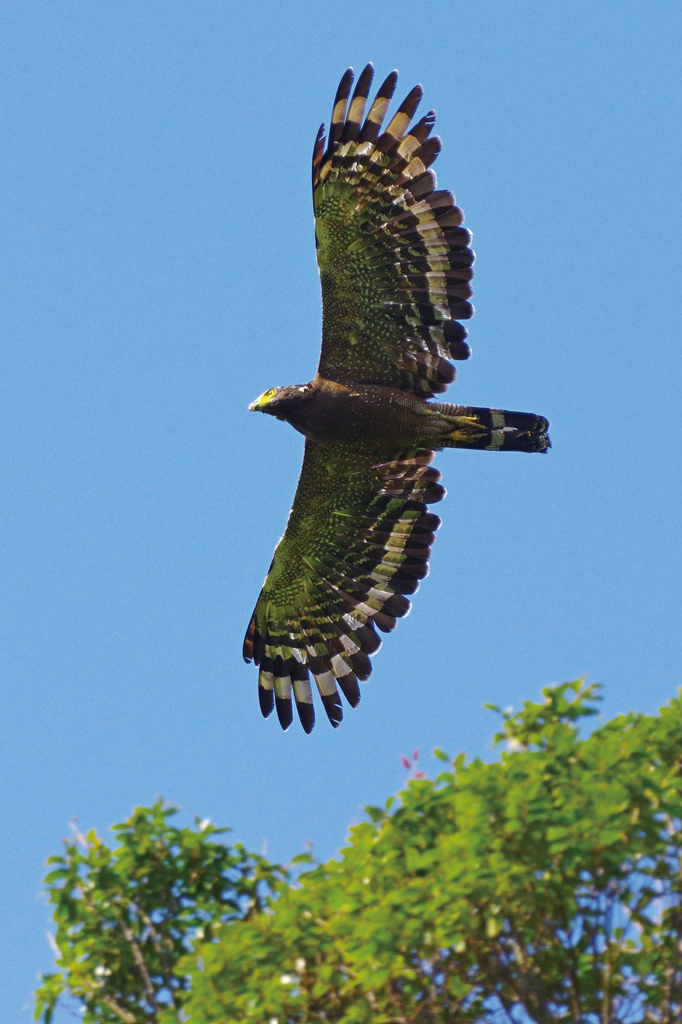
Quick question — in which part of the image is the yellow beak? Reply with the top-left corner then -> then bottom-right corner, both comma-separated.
249,391 -> 270,412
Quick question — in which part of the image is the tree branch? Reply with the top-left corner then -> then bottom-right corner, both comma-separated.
98,993 -> 139,1024
122,926 -> 158,1010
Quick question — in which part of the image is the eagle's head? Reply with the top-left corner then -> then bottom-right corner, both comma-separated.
248,383 -> 315,420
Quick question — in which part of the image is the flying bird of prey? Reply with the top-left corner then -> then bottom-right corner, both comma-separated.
244,65 -> 550,733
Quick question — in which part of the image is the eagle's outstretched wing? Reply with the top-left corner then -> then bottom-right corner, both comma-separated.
314,64 -> 474,399
243,441 -> 444,732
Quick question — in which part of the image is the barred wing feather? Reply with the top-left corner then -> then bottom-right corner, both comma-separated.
243,440 -> 444,732
314,64 -> 474,399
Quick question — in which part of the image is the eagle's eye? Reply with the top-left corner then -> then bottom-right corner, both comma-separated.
248,387 -> 280,412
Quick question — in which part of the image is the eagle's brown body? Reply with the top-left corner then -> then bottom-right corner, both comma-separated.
244,65 -> 550,733
255,376 -> 549,452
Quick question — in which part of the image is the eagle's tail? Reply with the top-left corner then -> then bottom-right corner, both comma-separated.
435,404 -> 551,453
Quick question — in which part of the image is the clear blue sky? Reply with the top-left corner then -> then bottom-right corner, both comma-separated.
2,1 -> 681,1018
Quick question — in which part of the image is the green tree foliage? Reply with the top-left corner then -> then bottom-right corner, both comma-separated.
35,802 -> 284,1024
184,682 -> 682,1023
37,682 -> 682,1023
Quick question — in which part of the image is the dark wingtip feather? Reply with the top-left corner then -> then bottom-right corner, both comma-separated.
259,684 -> 274,718
312,123 -> 326,186
243,617 -> 255,662
354,63 -> 375,98
275,696 -> 293,731
334,67 -> 355,103
296,701 -> 315,734
443,319 -> 471,359
355,623 -> 381,655
321,691 -> 344,728
419,135 -> 442,168
328,68 -> 355,152
351,649 -> 372,680
384,592 -> 411,618
395,82 -> 423,119
341,63 -> 375,145
406,169 -> 437,199
358,69 -> 398,143
410,111 -> 437,144
338,674 -> 361,709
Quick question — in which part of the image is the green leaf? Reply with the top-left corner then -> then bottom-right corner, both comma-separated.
38,683 -> 682,1024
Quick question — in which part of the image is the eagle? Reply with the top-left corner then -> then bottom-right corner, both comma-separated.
244,65 -> 550,733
